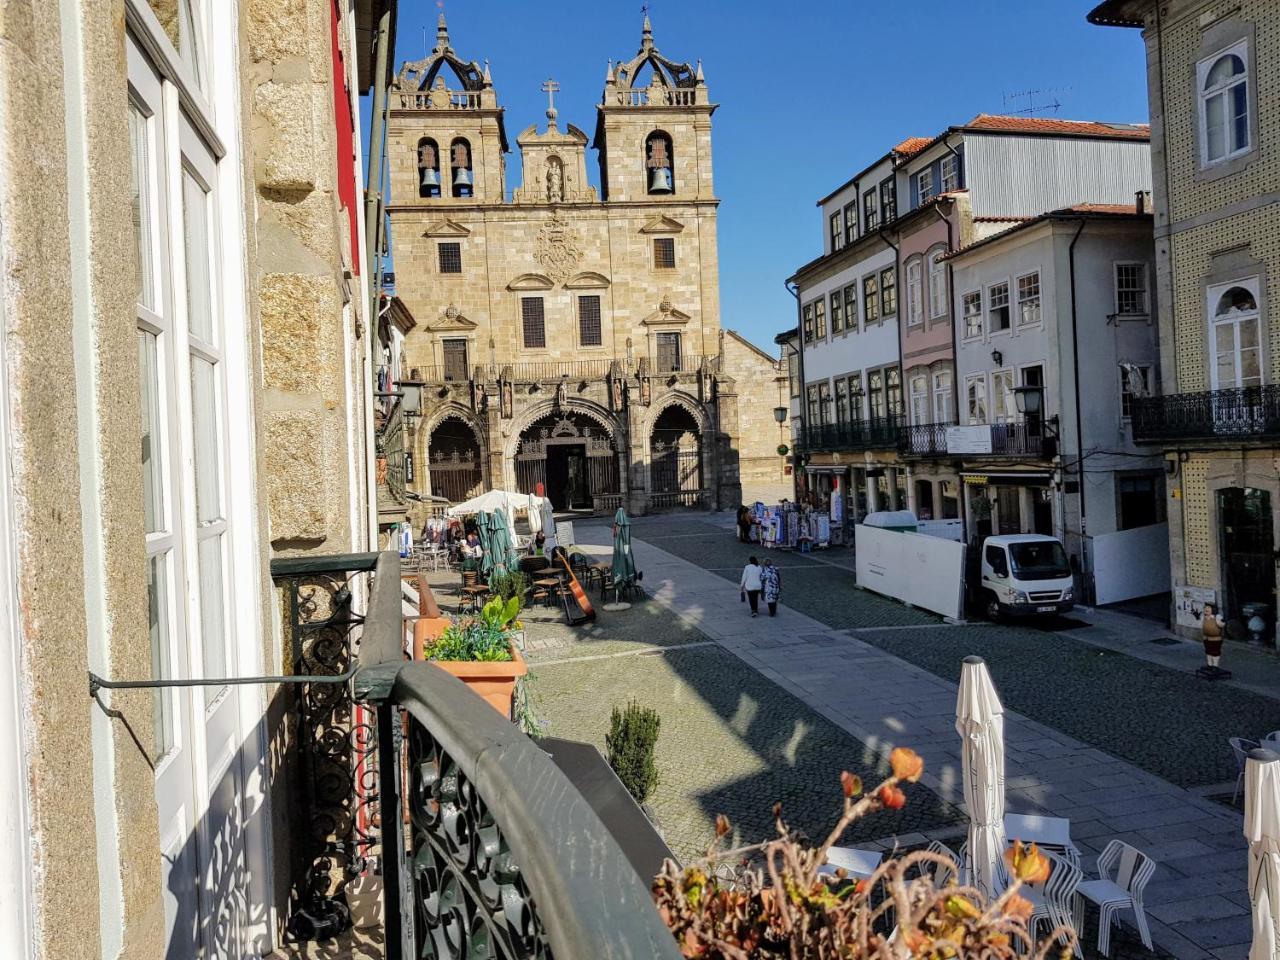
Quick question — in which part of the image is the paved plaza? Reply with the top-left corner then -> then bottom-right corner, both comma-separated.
424,513 -> 1280,959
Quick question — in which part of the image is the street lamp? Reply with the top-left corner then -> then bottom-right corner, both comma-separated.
773,405 -> 788,424
1013,384 -> 1042,417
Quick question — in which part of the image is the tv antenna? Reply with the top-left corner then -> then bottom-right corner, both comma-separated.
1001,87 -> 1071,117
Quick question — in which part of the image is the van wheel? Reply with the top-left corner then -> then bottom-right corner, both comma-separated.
983,592 -> 1002,623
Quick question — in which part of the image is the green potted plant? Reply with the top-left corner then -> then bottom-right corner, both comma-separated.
423,596 -> 528,717
606,700 -> 661,805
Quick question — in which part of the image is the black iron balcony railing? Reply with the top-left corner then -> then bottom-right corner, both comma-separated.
276,551 -> 681,956
988,420 -> 1046,458
805,415 -> 903,452
898,421 -> 955,458
1131,385 -> 1280,443
376,397 -> 407,505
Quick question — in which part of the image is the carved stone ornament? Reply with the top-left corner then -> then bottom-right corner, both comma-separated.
534,214 -> 582,282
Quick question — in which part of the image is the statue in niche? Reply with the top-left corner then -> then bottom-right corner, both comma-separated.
546,157 -> 564,203
611,375 -> 623,411
500,379 -> 513,418
555,376 -> 568,409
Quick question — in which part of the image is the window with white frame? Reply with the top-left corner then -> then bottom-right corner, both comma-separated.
843,201 -> 857,244
880,266 -> 897,316
932,368 -> 953,423
868,369 -> 886,420
802,301 -> 814,342
815,297 -> 827,339
843,283 -> 857,334
863,189 -> 878,231
1198,41 -> 1251,166
1119,365 -> 1152,418
917,168 -> 934,204
830,212 -> 843,252
991,368 -> 1015,423
835,377 -> 849,424
863,274 -> 880,323
906,257 -> 923,325
965,374 -> 987,424
830,290 -> 843,335
1017,272 -> 1041,326
927,249 -> 946,319
847,372 -> 864,421
940,154 -> 959,193
1209,278 -> 1263,389
962,290 -> 982,338
909,371 -> 929,424
1115,263 -> 1149,316
988,281 -> 1010,331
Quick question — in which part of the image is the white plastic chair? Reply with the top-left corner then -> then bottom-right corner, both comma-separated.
1024,848 -> 1082,957
923,840 -> 963,888
1074,840 -> 1156,958
1231,737 -> 1259,805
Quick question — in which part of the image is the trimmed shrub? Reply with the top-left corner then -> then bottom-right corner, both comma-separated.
606,700 -> 661,804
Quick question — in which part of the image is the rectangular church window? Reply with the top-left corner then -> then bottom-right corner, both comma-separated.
521,297 -> 546,349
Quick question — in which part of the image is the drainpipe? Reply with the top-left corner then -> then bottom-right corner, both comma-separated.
1067,218 -> 1089,598
364,0 -> 393,397
786,279 -> 805,502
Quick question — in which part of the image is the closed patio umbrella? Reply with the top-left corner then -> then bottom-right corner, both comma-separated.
476,511 -> 496,580
956,655 -> 1006,900
489,508 -> 515,578
612,507 -> 636,588
1245,748 -> 1280,960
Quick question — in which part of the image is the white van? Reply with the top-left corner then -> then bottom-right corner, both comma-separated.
978,534 -> 1075,620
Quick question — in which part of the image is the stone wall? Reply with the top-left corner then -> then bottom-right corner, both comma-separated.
721,331 -> 788,489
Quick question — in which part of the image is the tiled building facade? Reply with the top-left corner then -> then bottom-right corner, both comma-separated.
1091,0 -> 1280,640
387,16 -> 783,515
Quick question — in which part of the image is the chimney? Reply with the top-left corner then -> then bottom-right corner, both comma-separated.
1135,189 -> 1153,214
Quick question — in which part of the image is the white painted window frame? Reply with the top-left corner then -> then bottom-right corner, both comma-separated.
1207,275 -> 1264,390
1197,39 -> 1251,167
1113,261 -> 1149,317
905,256 -> 924,327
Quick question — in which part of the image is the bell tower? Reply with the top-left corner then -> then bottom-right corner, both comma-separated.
594,16 -> 716,203
386,14 -> 508,206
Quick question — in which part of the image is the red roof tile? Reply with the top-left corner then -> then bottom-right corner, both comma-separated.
893,136 -> 934,158
962,114 -> 1149,140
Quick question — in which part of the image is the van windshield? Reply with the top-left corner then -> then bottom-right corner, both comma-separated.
1008,541 -> 1070,580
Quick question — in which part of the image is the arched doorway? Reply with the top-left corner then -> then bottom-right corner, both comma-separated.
425,416 -> 484,503
514,411 -> 620,510
650,405 -> 703,497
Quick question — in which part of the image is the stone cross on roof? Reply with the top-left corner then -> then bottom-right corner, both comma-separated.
541,77 -> 560,126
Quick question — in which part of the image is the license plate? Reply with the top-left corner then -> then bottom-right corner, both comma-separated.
1036,605 -> 1057,613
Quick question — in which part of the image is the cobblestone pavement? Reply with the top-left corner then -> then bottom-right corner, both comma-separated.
531,625 -> 965,863
558,520 -> 1253,960
612,514 -> 1280,789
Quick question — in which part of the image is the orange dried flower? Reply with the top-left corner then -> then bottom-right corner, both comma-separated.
840,770 -> 863,797
878,785 -> 907,809
889,747 -> 925,783
1004,841 -> 1051,885
1005,893 -> 1035,922
715,814 -> 731,838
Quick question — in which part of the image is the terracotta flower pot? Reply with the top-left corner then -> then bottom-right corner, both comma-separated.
431,642 -> 528,718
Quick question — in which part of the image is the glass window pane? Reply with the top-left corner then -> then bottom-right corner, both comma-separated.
139,330 -> 164,533
129,105 -> 156,311
1240,317 -> 1260,349
190,356 -> 221,523
178,0 -> 206,91
1240,348 -> 1261,384
1206,93 -> 1226,159
197,534 -> 226,691
182,170 -> 214,344
147,554 -> 174,757
1232,83 -> 1250,150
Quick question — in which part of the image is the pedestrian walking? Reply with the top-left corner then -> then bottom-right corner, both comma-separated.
761,558 -> 781,617
740,555 -> 763,617
736,505 -> 752,542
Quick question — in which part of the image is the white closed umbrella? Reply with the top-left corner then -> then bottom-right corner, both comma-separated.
956,655 -> 1007,900
1245,747 -> 1280,960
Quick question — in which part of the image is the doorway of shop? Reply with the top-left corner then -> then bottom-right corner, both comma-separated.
1217,487 -> 1275,636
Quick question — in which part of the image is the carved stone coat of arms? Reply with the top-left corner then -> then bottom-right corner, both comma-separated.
534,214 -> 582,281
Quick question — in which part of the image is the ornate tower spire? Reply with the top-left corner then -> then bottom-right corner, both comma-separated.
434,12 -> 451,54
641,12 -> 654,51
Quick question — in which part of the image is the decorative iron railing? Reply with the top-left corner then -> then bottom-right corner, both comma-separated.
351,570 -> 682,958
271,552 -> 389,937
898,421 -> 954,458
804,415 -> 903,452
503,359 -> 618,382
988,421 -> 1046,457
649,489 -> 706,510
377,399 -> 407,505
1131,386 -> 1280,443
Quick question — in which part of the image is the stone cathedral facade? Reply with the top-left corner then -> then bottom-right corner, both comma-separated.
386,15 -> 783,515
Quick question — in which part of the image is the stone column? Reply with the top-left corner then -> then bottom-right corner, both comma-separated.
867,471 -> 881,512
904,469 -> 917,516
712,380 -> 743,512
626,390 -> 648,514
932,480 -> 944,519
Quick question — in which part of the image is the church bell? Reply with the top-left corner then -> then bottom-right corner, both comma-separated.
648,166 -> 673,194
453,166 -> 473,188
420,166 -> 441,189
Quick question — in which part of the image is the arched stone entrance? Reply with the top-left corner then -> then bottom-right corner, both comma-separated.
424,414 -> 485,503
649,403 -> 703,498
512,409 -> 621,510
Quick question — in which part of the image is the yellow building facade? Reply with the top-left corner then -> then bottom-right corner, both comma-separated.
1091,0 -> 1280,640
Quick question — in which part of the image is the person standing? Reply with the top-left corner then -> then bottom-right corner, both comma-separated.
761,558 -> 781,617
740,556 -> 763,617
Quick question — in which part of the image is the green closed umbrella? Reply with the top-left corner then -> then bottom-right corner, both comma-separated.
477,511 -> 496,580
611,507 -> 636,588
490,508 -> 515,578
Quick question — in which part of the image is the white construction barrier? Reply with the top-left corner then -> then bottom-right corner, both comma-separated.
855,524 -> 966,619
917,518 -> 965,542
1090,522 -> 1170,605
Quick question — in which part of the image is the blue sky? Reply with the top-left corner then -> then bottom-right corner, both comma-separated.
369,1 -> 1150,349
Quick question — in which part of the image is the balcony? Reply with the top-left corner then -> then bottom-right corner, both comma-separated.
988,421 -> 1048,458
271,552 -> 679,958
804,416 -> 903,453
1131,386 -> 1280,444
898,421 -> 954,458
